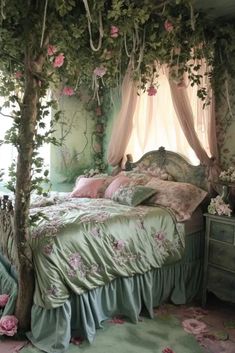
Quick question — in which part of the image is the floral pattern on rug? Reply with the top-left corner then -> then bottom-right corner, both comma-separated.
155,302 -> 235,353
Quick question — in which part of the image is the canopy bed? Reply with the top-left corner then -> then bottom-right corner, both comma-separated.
0,148 -> 208,353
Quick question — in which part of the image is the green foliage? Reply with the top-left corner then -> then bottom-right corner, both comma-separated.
0,0 -> 235,195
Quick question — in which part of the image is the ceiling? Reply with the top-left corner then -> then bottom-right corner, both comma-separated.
195,0 -> 235,19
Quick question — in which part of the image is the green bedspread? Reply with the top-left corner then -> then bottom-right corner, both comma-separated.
30,197 -> 185,309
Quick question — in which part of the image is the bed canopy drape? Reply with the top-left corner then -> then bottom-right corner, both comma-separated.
107,60 -> 220,182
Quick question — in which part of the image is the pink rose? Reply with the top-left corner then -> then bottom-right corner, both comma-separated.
62,86 -> 74,96
47,44 -> 57,56
0,294 -> 9,308
110,25 -> 119,38
177,79 -> 186,88
164,20 -> 174,32
93,66 -> 107,77
96,106 -> 102,116
182,319 -> 207,335
53,53 -> 65,68
162,348 -> 175,353
147,85 -> 157,96
15,71 -> 23,79
0,315 -> 18,336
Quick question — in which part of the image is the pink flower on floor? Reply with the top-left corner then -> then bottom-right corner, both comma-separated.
71,336 -> 84,345
62,86 -> 74,96
110,25 -> 119,38
15,71 -> 23,79
162,347 -> 175,353
53,53 -> 65,68
47,44 -> 57,56
182,318 -> 207,335
147,85 -> 157,96
93,66 -> 107,77
164,20 -> 174,32
0,315 -> 18,336
108,316 -> 125,324
0,294 -> 9,308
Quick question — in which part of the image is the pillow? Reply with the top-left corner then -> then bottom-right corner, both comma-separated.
71,177 -> 108,198
119,171 -> 151,185
112,185 -> 157,206
74,173 -> 110,186
104,175 -> 131,199
133,165 -> 174,180
145,178 -> 208,222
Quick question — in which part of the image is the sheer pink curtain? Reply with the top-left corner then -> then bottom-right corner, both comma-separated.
107,69 -> 139,166
107,62 -> 220,182
169,60 -> 220,181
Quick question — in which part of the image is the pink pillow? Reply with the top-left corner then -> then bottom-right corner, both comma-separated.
71,177 -> 107,198
104,175 -> 131,199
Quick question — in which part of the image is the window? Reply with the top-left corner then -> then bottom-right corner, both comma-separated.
0,96 -> 50,191
125,69 -> 211,165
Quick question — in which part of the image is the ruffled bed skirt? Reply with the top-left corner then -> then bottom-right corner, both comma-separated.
0,230 -> 204,353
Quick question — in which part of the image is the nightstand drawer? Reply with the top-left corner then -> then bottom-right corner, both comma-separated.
207,267 -> 235,303
209,241 -> 235,272
210,221 -> 234,243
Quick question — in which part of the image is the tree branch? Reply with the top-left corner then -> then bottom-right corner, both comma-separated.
0,109 -> 14,119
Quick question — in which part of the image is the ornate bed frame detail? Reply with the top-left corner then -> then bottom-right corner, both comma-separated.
125,147 -> 208,191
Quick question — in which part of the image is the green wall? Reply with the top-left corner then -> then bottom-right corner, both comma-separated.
216,76 -> 235,169
50,75 -> 235,193
50,96 -> 96,191
103,88 -> 121,172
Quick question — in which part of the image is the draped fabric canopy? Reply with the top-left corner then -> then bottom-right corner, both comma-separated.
107,62 -> 220,181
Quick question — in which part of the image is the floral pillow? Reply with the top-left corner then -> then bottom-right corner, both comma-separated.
71,177 -> 112,198
145,178 -> 208,221
112,185 -> 157,207
119,171 -> 152,185
132,164 -> 174,180
104,175 -> 131,199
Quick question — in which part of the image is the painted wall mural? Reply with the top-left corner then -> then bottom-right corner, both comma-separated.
216,76 -> 235,169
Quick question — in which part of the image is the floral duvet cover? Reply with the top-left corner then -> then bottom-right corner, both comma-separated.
29,197 -> 185,309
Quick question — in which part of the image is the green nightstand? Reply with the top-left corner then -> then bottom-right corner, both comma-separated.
202,213 -> 235,306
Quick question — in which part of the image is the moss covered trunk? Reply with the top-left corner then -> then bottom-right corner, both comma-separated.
14,48 -> 45,330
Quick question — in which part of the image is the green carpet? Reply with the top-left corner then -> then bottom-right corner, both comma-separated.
21,314 -> 204,353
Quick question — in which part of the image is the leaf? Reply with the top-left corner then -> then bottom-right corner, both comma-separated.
211,330 -> 229,341
223,320 -> 235,329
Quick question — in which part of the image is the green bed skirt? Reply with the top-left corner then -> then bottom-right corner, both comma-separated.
0,230 -> 204,353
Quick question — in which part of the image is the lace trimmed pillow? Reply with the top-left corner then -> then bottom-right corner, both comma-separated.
145,179 -> 208,221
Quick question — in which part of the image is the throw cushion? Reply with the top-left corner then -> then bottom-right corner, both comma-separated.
112,185 -> 157,206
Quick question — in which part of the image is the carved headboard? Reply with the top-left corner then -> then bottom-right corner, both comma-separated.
125,147 -> 208,191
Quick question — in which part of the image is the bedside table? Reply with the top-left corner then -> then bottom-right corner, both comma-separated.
202,213 -> 235,306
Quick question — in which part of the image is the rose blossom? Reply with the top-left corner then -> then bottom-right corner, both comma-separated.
147,85 -> 157,96
15,71 -> 23,79
164,20 -> 174,32
0,315 -> 18,336
93,66 -> 107,77
62,86 -> 74,96
47,44 -> 57,56
182,318 -> 207,335
53,53 -> 65,68
110,25 -> 119,38
0,294 -> 9,308
162,348 -> 175,353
